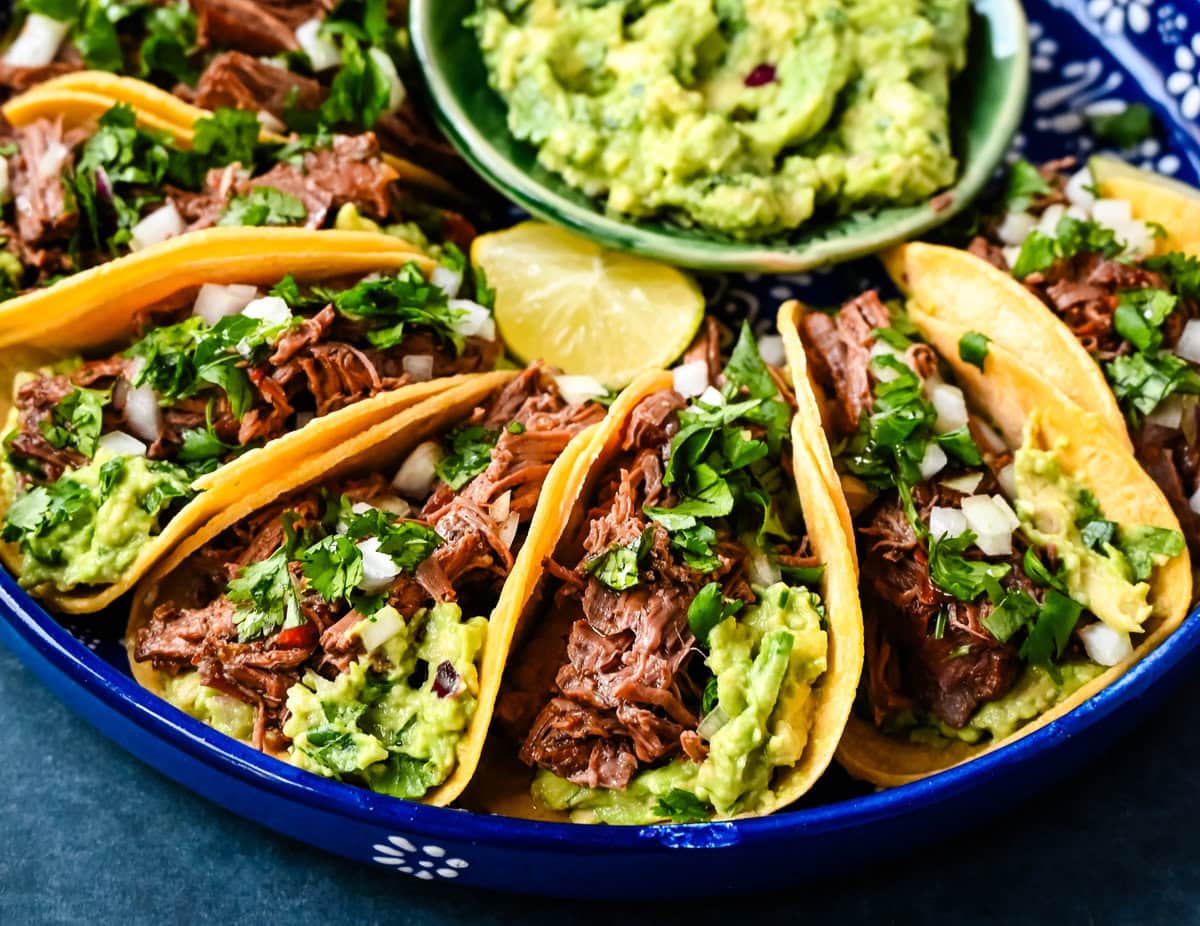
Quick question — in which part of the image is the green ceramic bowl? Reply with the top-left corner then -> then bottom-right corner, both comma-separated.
410,1 -> 1029,273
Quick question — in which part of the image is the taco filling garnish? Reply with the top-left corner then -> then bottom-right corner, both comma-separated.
496,325 -> 834,824
0,100 -> 470,294
802,291 -> 1184,747
130,365 -> 605,796
2,259 -> 499,594
965,157 -> 1200,559
0,1 -> 463,181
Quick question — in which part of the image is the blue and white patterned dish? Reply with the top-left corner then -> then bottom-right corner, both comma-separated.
1,0 -> 1199,899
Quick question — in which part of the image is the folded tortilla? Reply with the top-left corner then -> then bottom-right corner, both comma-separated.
127,370 -> 602,806
780,296 -> 1191,787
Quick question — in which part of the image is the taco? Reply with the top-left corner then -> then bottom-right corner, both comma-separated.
782,290 -> 1191,787
0,228 -> 502,612
127,365 -> 607,806
0,86 -> 471,296
885,156 -> 1200,563
0,0 -> 467,189
484,322 -> 863,823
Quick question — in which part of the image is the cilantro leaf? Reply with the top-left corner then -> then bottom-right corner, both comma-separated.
139,0 -> 199,85
1113,288 -> 1177,353
40,387 -> 108,458
327,263 -> 465,351
1018,589 -> 1083,673
434,425 -> 498,491
652,788 -> 713,824
1144,252 -> 1200,302
982,588 -> 1039,643
300,534 -> 364,602
1106,350 -> 1200,418
585,531 -> 651,591
341,503 -> 442,571
1119,525 -> 1185,582
724,322 -> 777,401
1087,103 -> 1155,149
928,530 -> 1012,601
218,186 -> 308,228
229,542 -> 303,642
1005,159 -> 1052,211
1011,217 -> 1123,279
958,331 -> 990,371
686,582 -> 743,644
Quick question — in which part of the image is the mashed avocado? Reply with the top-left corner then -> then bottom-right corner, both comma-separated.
163,673 -> 257,741
2,450 -> 193,592
1014,443 -> 1153,635
533,582 -> 826,823
283,602 -> 487,799
475,0 -> 968,238
908,662 -> 1105,746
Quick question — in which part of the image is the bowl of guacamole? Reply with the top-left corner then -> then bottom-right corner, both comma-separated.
410,0 -> 1028,271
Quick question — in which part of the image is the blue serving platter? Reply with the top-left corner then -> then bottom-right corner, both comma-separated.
2,0 -> 1200,899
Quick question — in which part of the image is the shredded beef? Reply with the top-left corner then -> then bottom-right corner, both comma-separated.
195,51 -> 325,118
802,290 -> 890,432
193,0 -> 331,56
9,119 -> 85,252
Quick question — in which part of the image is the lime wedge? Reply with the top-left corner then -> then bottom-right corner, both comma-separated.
472,222 -> 705,387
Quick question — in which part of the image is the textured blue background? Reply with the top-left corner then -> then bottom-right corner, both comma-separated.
2,639 -> 1198,924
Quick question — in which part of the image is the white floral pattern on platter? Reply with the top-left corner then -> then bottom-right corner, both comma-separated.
371,835 -> 470,879
1085,0 -> 1151,36
1167,34 -> 1200,121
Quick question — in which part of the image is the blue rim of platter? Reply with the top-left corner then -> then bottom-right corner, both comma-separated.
1,0 -> 1200,885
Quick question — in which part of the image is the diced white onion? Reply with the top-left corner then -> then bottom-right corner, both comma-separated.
1078,621 -> 1133,667
554,374 -> 607,406
1002,245 -> 1022,268
430,264 -> 462,298
672,360 -> 709,398
698,386 -> 725,407
919,441 -> 948,479
696,706 -> 729,741
929,506 -> 968,540
989,494 -> 1021,530
1147,395 -> 1184,429
491,489 -> 511,524
256,109 -> 286,134
98,431 -> 147,457
357,605 -> 404,653
1175,320 -> 1200,365
3,13 -> 69,68
295,18 -> 342,71
930,383 -> 969,433
351,501 -> 375,515
941,472 -> 983,494
1037,203 -> 1066,234
1190,485 -> 1200,515
757,335 -> 786,368
123,385 -> 163,443
375,495 -> 411,517
448,298 -> 496,341
392,441 -> 441,497
1091,198 -> 1133,228
193,283 -> 258,326
402,354 -> 434,382
357,536 -> 400,594
747,548 -> 782,586
1117,220 -> 1155,257
367,46 -> 406,114
130,202 -> 184,251
1065,167 -> 1097,210
997,462 -> 1016,499
869,341 -> 904,382
1064,205 -> 1090,222
962,495 -> 1017,556
997,211 -> 1036,246
241,295 -> 292,326
499,511 -> 520,549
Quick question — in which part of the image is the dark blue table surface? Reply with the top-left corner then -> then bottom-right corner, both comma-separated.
1,643 -> 1198,924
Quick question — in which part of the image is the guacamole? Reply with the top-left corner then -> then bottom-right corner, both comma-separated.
283,602 -> 488,799
533,582 -> 827,823
1,449 -> 193,592
475,0 -> 969,238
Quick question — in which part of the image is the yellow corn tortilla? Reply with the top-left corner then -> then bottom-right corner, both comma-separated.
127,371 -> 601,807
3,73 -> 458,198
1090,154 -> 1200,256
780,301 -> 1191,787
0,230 -> 470,614
484,369 -> 863,819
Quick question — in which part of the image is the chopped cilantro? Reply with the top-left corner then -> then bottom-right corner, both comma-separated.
229,542 -> 304,642
1144,252 -> 1200,302
927,530 -> 1012,601
585,530 -> 651,591
1018,589 -> 1083,675
506,421 -> 525,435
1119,525 -> 1185,582
323,263 -> 466,351
300,534 -> 364,603
652,788 -> 713,824
434,425 -> 498,490
1106,350 -> 1200,418
982,589 -> 1039,643
1087,103 -> 1155,149
701,676 -> 719,715
958,331 -> 990,371
218,186 -> 308,228
1011,217 -> 1123,279
138,0 -> 198,86
686,582 -> 744,645
40,387 -> 107,458
1113,288 -> 1177,353
1005,159 -> 1052,211
1023,547 -> 1065,591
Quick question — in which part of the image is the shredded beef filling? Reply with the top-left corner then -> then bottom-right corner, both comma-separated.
500,386 -> 811,791
133,367 -> 602,751
9,298 -> 500,488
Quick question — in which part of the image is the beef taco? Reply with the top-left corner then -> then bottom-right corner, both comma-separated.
885,157 -> 1200,563
487,323 -> 863,823
0,228 -> 501,612
0,85 -> 470,295
0,0 -> 467,189
783,292 -> 1191,787
127,365 -> 607,805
